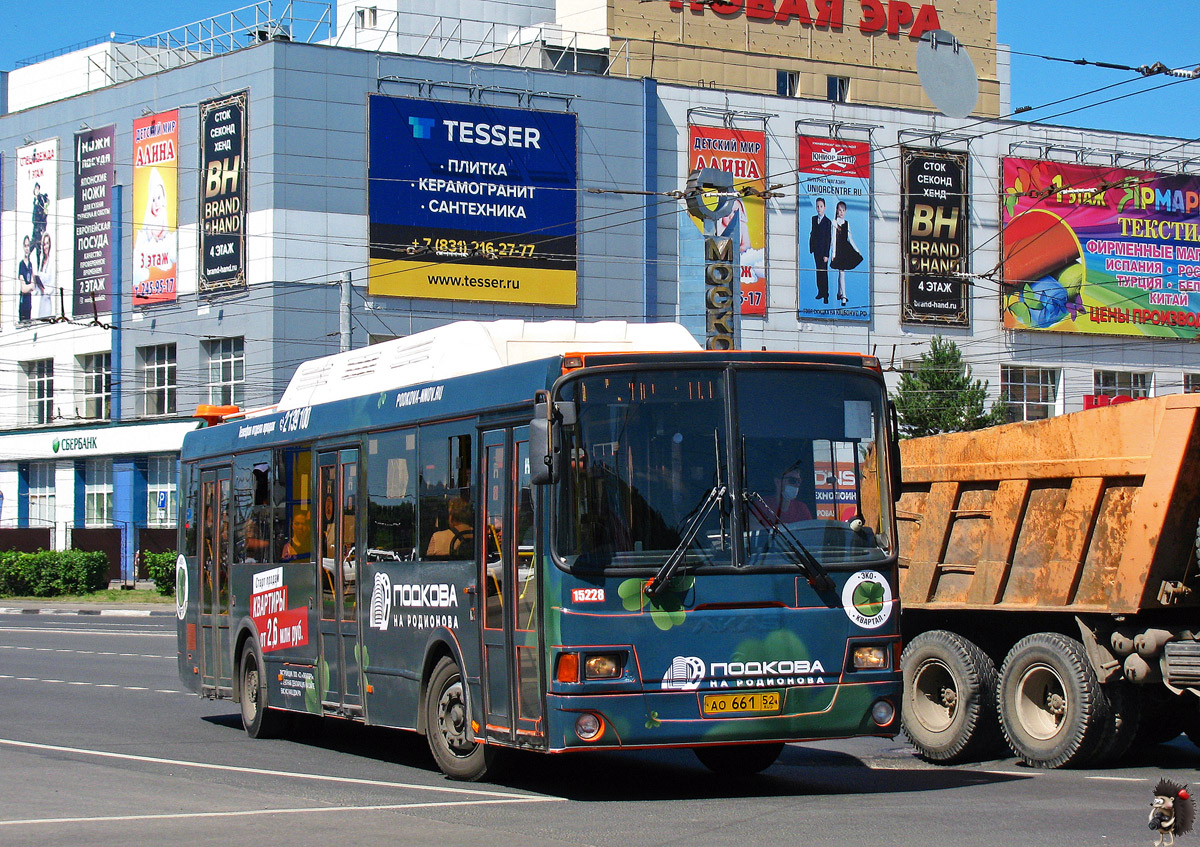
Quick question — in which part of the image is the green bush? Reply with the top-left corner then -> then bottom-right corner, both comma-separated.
0,549 -> 108,597
143,551 -> 178,597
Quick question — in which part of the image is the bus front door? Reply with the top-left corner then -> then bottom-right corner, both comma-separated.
199,467 -> 233,695
317,449 -> 362,715
481,427 -> 544,747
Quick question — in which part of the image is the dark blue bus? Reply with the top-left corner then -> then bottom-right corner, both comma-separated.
175,320 -> 902,780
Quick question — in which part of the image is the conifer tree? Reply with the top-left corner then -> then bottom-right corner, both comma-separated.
892,336 -> 1007,438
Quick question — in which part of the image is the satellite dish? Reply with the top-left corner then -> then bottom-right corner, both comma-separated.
916,29 -> 979,119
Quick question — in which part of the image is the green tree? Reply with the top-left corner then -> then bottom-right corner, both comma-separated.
892,336 -> 1006,438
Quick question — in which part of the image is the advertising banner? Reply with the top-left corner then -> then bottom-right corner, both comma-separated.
1002,158 -> 1200,339
132,109 -> 179,307
16,139 -> 60,322
686,126 -> 768,317
901,147 -> 969,326
797,136 -> 870,322
73,125 -> 116,317
199,91 -> 248,294
367,95 -> 577,306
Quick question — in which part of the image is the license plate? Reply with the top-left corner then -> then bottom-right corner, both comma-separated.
702,691 -> 783,716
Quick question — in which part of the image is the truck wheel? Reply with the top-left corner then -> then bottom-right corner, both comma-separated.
693,742 -> 783,776
901,630 -> 1000,763
425,656 -> 494,781
240,642 -> 285,739
998,633 -> 1109,768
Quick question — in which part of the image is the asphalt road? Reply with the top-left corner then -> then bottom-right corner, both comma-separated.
2,610 -> 1199,847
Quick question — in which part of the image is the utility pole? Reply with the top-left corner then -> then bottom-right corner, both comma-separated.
340,271 -> 352,352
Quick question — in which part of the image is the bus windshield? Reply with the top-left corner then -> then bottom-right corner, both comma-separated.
555,366 -> 893,571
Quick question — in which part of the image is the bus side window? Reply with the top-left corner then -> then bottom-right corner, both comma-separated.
419,426 -> 474,561
367,429 -> 416,561
234,452 -> 271,564
274,447 -> 313,562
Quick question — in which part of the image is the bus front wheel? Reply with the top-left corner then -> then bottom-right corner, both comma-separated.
239,642 -> 285,739
425,656 -> 494,781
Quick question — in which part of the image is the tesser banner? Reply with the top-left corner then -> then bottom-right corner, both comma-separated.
367,95 -> 578,306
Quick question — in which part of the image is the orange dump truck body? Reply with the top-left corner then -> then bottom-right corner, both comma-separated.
898,394 -> 1200,616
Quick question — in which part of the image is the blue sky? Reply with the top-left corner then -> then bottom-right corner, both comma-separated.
1,0 -> 1196,139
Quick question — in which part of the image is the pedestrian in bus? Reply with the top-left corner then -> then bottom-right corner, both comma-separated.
426,497 -> 474,558
765,464 -> 813,523
280,509 -> 311,561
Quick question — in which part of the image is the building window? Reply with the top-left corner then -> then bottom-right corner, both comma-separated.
84,458 -> 114,527
80,353 -> 111,420
827,75 -> 849,103
355,6 -> 377,28
206,337 -> 245,407
146,455 -> 177,528
142,344 -> 176,417
1001,366 -> 1060,422
776,70 -> 800,97
25,359 -> 54,425
28,462 -> 55,527
1094,370 -> 1150,399
1185,373 -> 1200,394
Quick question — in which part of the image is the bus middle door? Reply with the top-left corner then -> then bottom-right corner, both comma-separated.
480,427 -> 544,748
199,467 -> 233,695
317,449 -> 362,715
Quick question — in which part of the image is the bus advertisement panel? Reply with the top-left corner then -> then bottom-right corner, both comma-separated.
367,96 -> 578,306
1002,158 -> 1200,339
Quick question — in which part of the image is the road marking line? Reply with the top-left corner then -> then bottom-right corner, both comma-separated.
0,797 -> 562,828
0,626 -> 174,637
1086,776 -> 1148,783
0,738 -> 557,800
0,676 -> 186,695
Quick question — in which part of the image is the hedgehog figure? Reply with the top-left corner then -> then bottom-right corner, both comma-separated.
1150,779 -> 1196,847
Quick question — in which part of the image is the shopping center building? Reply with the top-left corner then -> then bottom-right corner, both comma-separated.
1,0 -> 1197,578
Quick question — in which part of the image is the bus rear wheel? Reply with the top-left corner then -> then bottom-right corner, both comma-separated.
693,742 -> 783,776
425,657 -> 494,781
240,643 -> 285,739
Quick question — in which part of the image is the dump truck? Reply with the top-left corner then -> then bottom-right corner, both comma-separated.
897,394 -> 1200,768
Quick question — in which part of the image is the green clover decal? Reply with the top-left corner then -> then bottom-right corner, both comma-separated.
618,575 -> 695,631
852,580 -> 886,617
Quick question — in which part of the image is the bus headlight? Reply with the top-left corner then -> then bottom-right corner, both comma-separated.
852,646 -> 888,670
871,699 -> 896,727
575,712 -> 605,741
584,654 -> 623,679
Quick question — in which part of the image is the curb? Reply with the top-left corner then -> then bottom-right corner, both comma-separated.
0,607 -> 175,617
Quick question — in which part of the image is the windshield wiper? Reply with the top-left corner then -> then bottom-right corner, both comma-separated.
646,429 -> 726,599
745,492 -> 835,592
645,481 -> 726,599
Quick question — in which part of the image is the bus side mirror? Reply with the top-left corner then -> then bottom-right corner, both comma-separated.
530,395 -> 576,486
888,401 -> 903,502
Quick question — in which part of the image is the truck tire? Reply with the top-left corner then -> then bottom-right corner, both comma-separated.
424,656 -> 495,781
998,633 -> 1110,768
901,630 -> 1001,763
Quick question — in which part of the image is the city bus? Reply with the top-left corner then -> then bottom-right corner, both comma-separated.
175,320 -> 902,780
